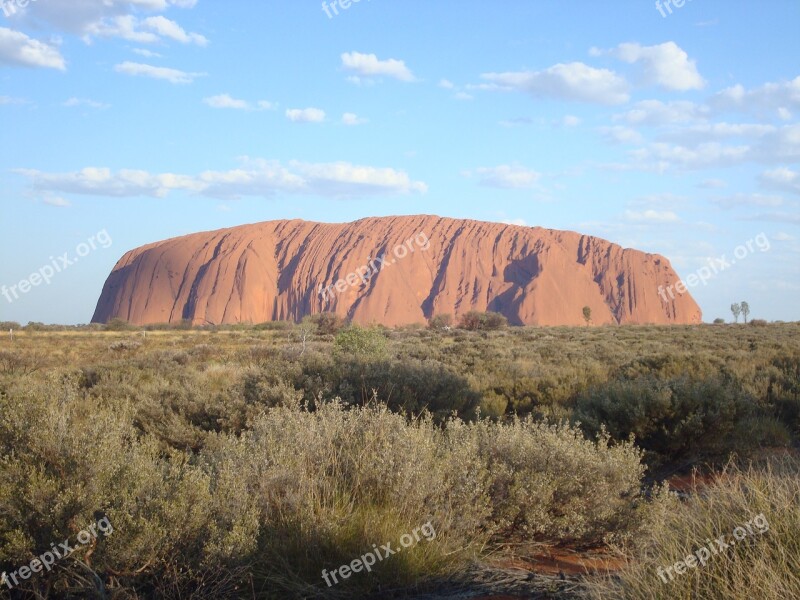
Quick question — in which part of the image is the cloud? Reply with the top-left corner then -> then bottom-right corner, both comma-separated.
561,115 -> 581,127
710,193 -> 784,209
760,167 -> 800,195
42,195 -> 71,207
16,158 -> 428,200
204,94 -> 249,110
615,100 -> 708,125
0,95 -> 27,104
114,61 -> 204,84
466,165 -> 541,189
599,126 -> 643,144
0,27 -> 65,70
742,212 -> 800,225
479,62 -> 629,105
712,76 -> 800,116
63,97 -> 110,109
342,112 -> 367,126
202,95 -> 275,110
697,178 -> 727,189
593,42 -> 705,91
438,79 -> 455,89
12,0 -> 205,46
141,16 -> 207,45
624,124 -> 800,171
132,48 -> 161,58
286,108 -> 326,123
657,122 -> 776,145
631,142 -> 750,170
624,209 -> 680,223
341,51 -> 415,82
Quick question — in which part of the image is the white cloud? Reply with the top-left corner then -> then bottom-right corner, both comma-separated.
710,193 -> 784,209
760,167 -> 800,195
132,48 -> 161,58
697,178 -> 727,189
712,76 -> 800,115
479,62 -> 629,105
594,42 -> 705,91
204,94 -> 249,110
141,16 -> 207,45
773,232 -> 796,241
257,100 -> 276,110
658,122 -> 776,145
561,115 -> 581,127
624,209 -> 680,223
599,126 -> 643,144
0,95 -> 27,104
13,0 -> 204,46
623,124 -> 800,171
42,196 -> 71,207
501,218 -> 528,226
0,27 -> 65,70
286,108 -> 326,123
114,61 -> 204,84
341,51 -> 416,82
615,99 -> 708,125
63,97 -> 110,109
632,142 -> 750,170
342,112 -> 367,126
467,165 -> 541,189
438,79 -> 455,89
16,158 -> 428,200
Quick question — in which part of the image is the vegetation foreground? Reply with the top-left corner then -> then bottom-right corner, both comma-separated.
0,320 -> 798,598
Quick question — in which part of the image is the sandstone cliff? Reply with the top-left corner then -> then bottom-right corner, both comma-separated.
92,215 -> 702,326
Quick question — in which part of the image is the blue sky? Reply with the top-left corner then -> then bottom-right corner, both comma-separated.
1,0 -> 798,324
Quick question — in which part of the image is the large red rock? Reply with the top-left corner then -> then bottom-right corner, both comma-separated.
91,215 -> 702,326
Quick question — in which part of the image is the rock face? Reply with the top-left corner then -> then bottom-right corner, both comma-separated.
92,215 -> 702,327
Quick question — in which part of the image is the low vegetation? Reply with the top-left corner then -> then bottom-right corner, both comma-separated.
0,320 -> 798,598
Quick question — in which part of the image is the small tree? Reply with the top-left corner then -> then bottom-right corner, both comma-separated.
458,311 -> 508,331
458,311 -> 484,331
291,319 -> 316,355
713,318 -> 726,324
483,312 -> 508,330
731,303 -> 742,323
741,301 -> 750,324
334,325 -> 388,360
582,306 -> 592,326
428,314 -> 453,330
309,312 -> 346,335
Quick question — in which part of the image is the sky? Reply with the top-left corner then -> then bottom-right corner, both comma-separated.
1,0 -> 798,325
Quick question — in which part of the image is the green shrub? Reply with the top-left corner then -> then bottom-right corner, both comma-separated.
334,325 -> 388,359
586,456 -> 800,600
428,314 -> 453,330
474,417 -> 646,544
573,374 -> 778,468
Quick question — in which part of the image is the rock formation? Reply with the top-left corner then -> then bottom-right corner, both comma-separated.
92,215 -> 702,327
